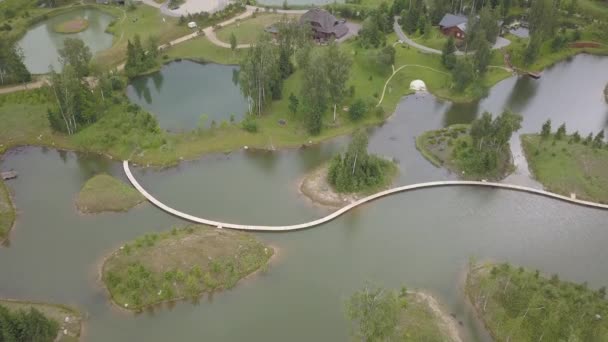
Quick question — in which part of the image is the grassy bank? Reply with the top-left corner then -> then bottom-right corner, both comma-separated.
416,124 -> 513,180
102,225 -> 273,311
521,134 -> 608,203
53,17 -> 89,34
76,174 -> 144,213
466,262 -> 608,341
215,13 -> 300,46
0,299 -> 83,342
0,179 -> 15,241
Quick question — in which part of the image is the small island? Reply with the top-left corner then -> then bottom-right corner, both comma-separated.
0,179 -> 15,241
0,299 -> 83,342
301,130 -> 397,207
467,262 -> 608,341
522,120 -> 608,203
53,18 -> 89,34
76,174 -> 145,213
102,225 -> 273,311
416,110 -> 522,180
347,285 -> 462,341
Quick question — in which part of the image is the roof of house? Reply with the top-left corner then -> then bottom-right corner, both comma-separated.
300,8 -> 348,37
438,14 -> 468,28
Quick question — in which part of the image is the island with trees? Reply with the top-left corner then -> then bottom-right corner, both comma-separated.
416,110 -> 523,180
0,299 -> 83,342
521,120 -> 608,203
346,284 -> 462,341
53,17 -> 89,34
101,225 -> 273,311
301,130 -> 397,207
76,174 -> 145,214
467,262 -> 608,341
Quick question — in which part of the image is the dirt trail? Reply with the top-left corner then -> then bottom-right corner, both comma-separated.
413,291 -> 463,342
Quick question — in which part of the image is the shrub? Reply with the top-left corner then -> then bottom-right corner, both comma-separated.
349,99 -> 368,121
241,116 -> 258,133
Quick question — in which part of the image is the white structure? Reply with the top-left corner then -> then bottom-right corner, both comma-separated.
187,21 -> 198,29
409,79 -> 427,92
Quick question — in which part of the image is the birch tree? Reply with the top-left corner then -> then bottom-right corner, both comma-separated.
323,41 -> 352,122
239,35 -> 280,116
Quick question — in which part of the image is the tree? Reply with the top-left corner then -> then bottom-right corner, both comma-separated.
452,59 -> 475,92
0,40 -> 30,85
593,130 -> 605,148
230,32 -> 237,53
540,119 -> 551,139
146,35 -> 160,59
346,285 -> 400,341
348,98 -> 367,121
323,41 -> 352,122
372,45 -> 396,71
529,0 -> 557,39
288,93 -> 299,115
58,38 -> 92,78
479,6 -> 500,44
472,30 -> 491,75
524,33 -> 542,65
239,35 -> 280,116
555,123 -> 566,140
441,36 -> 457,69
301,54 -> 328,135
359,17 -> 385,48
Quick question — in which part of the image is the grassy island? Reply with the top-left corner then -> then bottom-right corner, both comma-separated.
302,131 -> 397,206
76,174 -> 145,213
521,132 -> 608,203
417,111 -> 522,180
347,285 -> 461,341
0,299 -> 83,342
53,18 -> 89,34
467,262 -> 608,341
102,225 -> 273,311
0,179 -> 15,241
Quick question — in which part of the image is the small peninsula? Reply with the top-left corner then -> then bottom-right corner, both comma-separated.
417,110 -> 522,180
301,130 -> 397,207
467,262 -> 608,341
76,174 -> 145,213
521,121 -> 608,203
53,18 -> 89,34
102,225 -> 273,311
0,299 -> 83,342
0,179 -> 15,241
347,285 -> 462,341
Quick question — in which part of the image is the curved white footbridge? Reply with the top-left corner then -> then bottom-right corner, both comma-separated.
124,161 -> 608,232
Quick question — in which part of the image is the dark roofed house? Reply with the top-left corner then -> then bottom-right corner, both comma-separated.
300,8 -> 349,41
438,14 -> 468,39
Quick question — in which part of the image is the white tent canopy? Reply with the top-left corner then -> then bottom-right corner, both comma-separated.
409,80 -> 427,92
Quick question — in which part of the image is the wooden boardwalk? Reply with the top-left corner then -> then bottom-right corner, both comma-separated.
123,161 -> 608,232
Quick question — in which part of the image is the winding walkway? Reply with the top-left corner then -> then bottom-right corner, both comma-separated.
123,160 -> 608,232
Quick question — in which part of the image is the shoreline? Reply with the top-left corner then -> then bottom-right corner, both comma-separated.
409,290 -> 463,342
298,163 -> 361,208
0,179 -> 17,246
97,231 -> 277,313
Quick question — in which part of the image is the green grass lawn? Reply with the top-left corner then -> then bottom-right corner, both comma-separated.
0,299 -> 82,342
215,13 -> 299,45
410,27 -> 448,51
102,225 -> 273,311
163,35 -> 243,64
521,134 -> 608,203
76,174 -> 145,213
93,3 -> 190,68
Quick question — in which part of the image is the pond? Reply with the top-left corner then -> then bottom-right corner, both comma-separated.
126,60 -> 248,132
17,8 -> 115,75
0,54 -> 607,341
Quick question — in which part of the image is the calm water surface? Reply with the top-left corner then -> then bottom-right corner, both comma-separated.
126,60 -> 248,132
18,8 -> 115,74
0,54 -> 607,341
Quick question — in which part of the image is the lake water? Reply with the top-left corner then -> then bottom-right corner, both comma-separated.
0,54 -> 607,341
126,60 -> 248,132
18,8 -> 115,74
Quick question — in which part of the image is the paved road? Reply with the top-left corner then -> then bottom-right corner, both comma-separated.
123,160 -> 608,232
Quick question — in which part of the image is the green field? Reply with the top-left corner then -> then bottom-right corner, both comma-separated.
216,13 -> 299,45
467,262 -> 608,341
0,299 -> 82,342
76,174 -> 145,213
410,28 -> 448,51
163,36 -> 243,64
521,134 -> 608,203
102,225 -> 273,311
